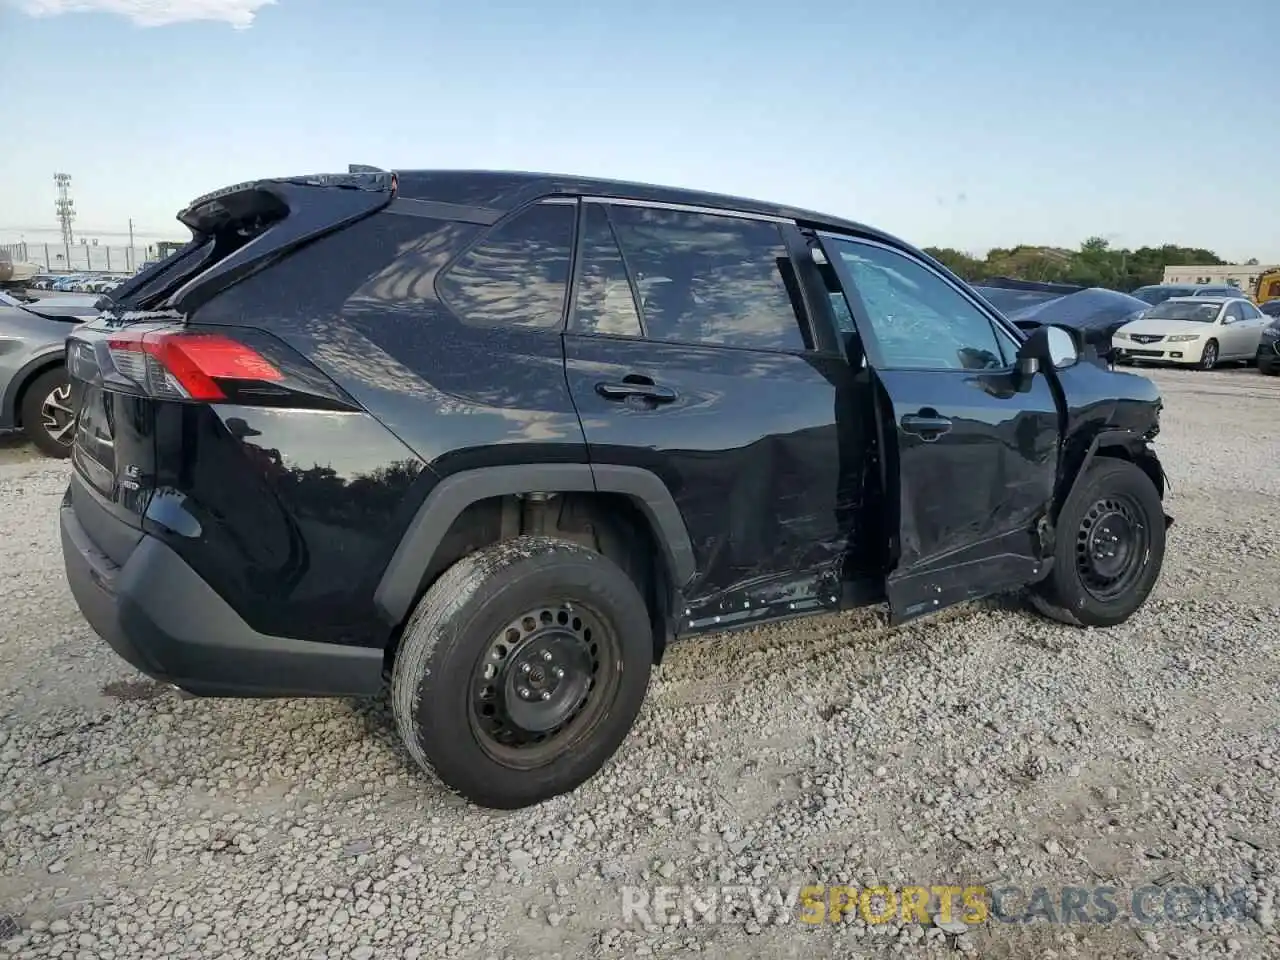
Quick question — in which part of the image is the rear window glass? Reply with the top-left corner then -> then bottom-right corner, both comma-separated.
438,202 -> 575,331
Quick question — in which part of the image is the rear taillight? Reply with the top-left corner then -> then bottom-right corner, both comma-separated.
106,330 -> 284,401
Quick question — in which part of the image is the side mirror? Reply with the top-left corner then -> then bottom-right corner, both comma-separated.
1016,325 -> 1079,387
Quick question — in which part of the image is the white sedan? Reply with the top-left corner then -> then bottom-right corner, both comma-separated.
1113,296 -> 1272,370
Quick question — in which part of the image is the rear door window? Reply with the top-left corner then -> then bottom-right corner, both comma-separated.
602,204 -> 810,352
438,201 -> 576,330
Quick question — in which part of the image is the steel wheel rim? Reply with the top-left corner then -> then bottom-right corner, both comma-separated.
40,384 -> 75,447
469,601 -> 620,769
1201,342 -> 1217,369
1075,494 -> 1149,602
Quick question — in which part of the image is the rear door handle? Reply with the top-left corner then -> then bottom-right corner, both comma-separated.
595,381 -> 678,404
900,413 -> 953,440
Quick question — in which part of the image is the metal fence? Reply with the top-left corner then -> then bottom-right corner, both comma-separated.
2,241 -> 148,275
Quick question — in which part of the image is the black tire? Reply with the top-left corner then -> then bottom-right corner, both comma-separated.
1259,360 -> 1279,376
1198,339 -> 1219,370
19,367 -> 74,459
391,535 -> 653,809
1030,458 -> 1165,628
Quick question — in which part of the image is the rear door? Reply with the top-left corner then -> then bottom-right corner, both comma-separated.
562,199 -> 866,631
817,232 -> 1062,622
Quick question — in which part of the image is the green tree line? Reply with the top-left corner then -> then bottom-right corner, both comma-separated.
923,238 -> 1233,292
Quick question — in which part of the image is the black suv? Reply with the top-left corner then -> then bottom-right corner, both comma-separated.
60,169 -> 1171,809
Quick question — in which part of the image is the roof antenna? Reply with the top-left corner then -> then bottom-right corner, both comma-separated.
348,164 -> 385,173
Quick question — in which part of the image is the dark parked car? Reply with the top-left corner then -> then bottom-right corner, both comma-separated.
1257,313 -> 1280,375
973,278 -> 1149,360
1130,284 -> 1198,306
60,169 -> 1172,809
1131,283 -> 1247,305
1259,300 -> 1280,318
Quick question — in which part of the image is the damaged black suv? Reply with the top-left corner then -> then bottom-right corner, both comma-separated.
60,168 -> 1170,809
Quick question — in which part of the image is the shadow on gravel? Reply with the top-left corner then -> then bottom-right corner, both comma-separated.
100,678 -> 170,701
339,691 -> 416,765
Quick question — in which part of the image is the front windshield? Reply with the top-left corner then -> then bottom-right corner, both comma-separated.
1145,301 -> 1221,323
0,291 -> 19,307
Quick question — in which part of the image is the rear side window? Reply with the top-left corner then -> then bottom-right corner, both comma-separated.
571,203 -> 644,337
438,201 -> 576,330
603,204 -> 808,352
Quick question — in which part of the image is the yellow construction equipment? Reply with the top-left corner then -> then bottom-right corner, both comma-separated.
1256,268 -> 1280,305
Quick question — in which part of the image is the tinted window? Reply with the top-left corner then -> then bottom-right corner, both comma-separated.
1238,301 -> 1262,319
570,204 -> 643,337
829,238 -> 1009,370
604,205 -> 808,351
438,202 -> 575,330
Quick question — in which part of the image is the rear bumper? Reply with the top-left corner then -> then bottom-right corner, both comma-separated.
60,494 -> 385,698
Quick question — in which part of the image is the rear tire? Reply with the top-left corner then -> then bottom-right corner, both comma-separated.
391,535 -> 653,809
1030,458 -> 1165,628
19,367 -> 74,459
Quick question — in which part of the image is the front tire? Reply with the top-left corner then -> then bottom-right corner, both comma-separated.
391,535 -> 653,809
1198,339 -> 1219,370
1030,458 -> 1165,628
20,367 -> 75,459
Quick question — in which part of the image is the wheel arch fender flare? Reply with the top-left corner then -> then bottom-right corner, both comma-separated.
1056,428 -> 1168,523
2,348 -> 65,427
373,463 -> 696,627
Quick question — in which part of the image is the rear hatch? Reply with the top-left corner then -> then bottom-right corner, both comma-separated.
65,170 -> 396,553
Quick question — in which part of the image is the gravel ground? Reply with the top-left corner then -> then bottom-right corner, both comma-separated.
1,367 -> 1278,960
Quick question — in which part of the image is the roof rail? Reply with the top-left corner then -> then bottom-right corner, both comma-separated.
348,164 -> 386,173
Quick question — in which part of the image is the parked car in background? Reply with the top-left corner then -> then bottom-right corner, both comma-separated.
1130,283 -> 1251,305
1130,284 -> 1198,306
0,290 -> 101,456
1189,284 -> 1248,298
973,278 -> 1148,360
1256,313 -> 1280,375
1113,296 -> 1270,369
50,275 -> 89,292
61,167 -> 1171,810
0,251 -> 41,291
1260,300 -> 1280,318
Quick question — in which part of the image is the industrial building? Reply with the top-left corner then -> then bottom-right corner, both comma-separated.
1162,264 -> 1279,294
